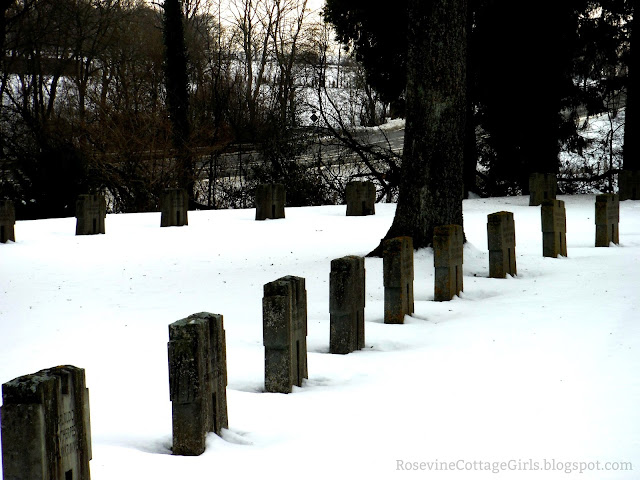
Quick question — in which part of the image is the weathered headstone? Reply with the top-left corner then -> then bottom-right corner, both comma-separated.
383,236 -> 414,324
345,181 -> 376,216
255,184 -> 286,220
0,200 -> 16,243
541,199 -> 567,257
263,276 -> 308,393
434,224 -> 464,301
529,173 -> 557,206
161,188 -> 189,227
330,255 -> 365,354
75,194 -> 106,236
1,365 -> 92,480
487,211 -> 517,278
168,312 -> 228,456
595,193 -> 620,247
619,170 -> 640,201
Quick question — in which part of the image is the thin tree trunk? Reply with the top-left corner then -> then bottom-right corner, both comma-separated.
624,0 -> 639,171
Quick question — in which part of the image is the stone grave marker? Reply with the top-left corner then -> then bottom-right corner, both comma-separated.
161,188 -> 189,227
168,312 -> 228,456
487,211 -> 517,278
263,276 -> 308,393
330,255 -> 365,354
434,224 -> 464,301
619,170 -> 640,201
541,199 -> 567,257
383,236 -> 414,324
255,184 -> 286,220
595,193 -> 620,247
1,365 -> 92,480
75,194 -> 106,236
345,181 -> 376,216
0,200 -> 16,243
529,173 -> 557,206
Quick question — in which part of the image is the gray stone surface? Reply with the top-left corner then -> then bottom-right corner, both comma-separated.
619,170 -> 640,201
75,195 -> 106,236
161,189 -> 189,227
255,184 -> 286,220
1,365 -> 92,480
330,255 -> 365,354
345,181 -> 376,216
434,224 -> 464,301
487,211 -> 517,278
595,193 -> 620,247
263,276 -> 308,393
383,236 -> 414,324
529,173 -> 557,206
0,200 -> 16,243
541,199 -> 567,257
168,312 -> 228,456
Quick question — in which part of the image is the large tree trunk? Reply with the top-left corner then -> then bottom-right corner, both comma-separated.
624,0 -> 639,171
372,0 -> 467,253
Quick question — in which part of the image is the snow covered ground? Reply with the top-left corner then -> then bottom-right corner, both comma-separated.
1,194 -> 639,479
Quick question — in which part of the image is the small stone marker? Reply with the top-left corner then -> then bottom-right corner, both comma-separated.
75,194 -> 106,235
0,200 -> 16,243
434,224 -> 464,301
595,193 -> 620,247
255,184 -> 286,220
161,188 -> 189,227
1,365 -> 92,480
168,312 -> 228,456
541,199 -> 567,257
383,236 -> 414,324
487,211 -> 517,278
619,170 -> 640,200
263,276 -> 308,393
529,173 -> 557,206
330,255 -> 365,354
345,181 -> 376,216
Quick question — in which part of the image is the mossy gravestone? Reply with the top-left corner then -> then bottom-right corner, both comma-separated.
161,188 -> 189,227
541,199 -> 567,257
529,173 -> 557,206
434,225 -> 464,301
330,255 -> 365,354
168,312 -> 228,456
595,193 -> 619,247
487,211 -> 517,278
75,194 -> 106,236
345,181 -> 375,216
383,236 -> 414,324
0,200 -> 16,243
263,276 -> 308,393
1,365 -> 92,480
255,184 -> 286,221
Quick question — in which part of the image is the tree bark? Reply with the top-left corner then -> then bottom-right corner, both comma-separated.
624,0 -> 639,171
371,0 -> 467,254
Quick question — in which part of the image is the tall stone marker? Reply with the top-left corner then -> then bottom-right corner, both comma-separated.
0,200 -> 16,243
487,211 -> 517,278
541,199 -> 567,257
75,194 -> 106,236
168,312 -> 228,456
330,255 -> 365,354
529,173 -> 557,206
619,170 -> 640,200
161,188 -> 189,227
1,365 -> 92,480
263,276 -> 308,393
434,224 -> 464,301
345,181 -> 376,216
383,236 -> 414,324
595,193 -> 620,247
255,184 -> 286,220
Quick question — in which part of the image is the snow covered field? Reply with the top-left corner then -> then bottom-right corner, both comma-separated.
1,194 -> 639,479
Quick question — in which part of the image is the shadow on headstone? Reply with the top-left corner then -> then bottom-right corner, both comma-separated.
168,312 -> 228,456
345,181 -> 376,216
161,189 -> 189,227
1,365 -> 92,480
595,193 -> 619,247
487,211 -> 517,278
0,200 -> 16,243
383,236 -> 414,324
434,224 -> 464,301
541,199 -> 567,257
255,184 -> 286,220
263,276 -> 308,393
529,173 -> 557,206
618,170 -> 640,201
330,255 -> 365,354
75,194 -> 106,235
